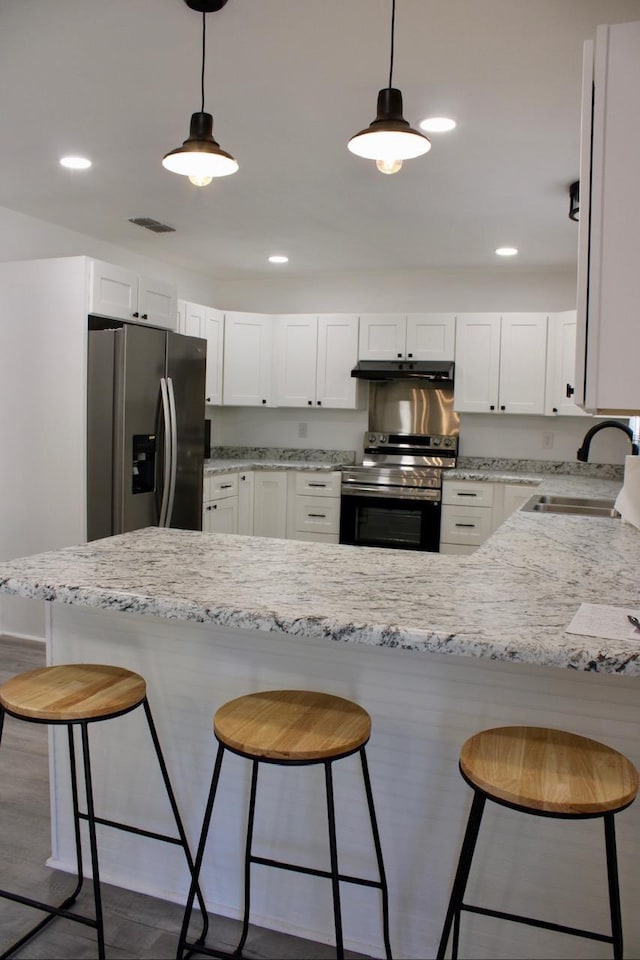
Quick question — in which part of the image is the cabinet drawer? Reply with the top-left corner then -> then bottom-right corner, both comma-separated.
295,496 -> 340,534
203,473 -> 238,500
442,481 -> 495,508
440,506 -> 493,546
295,471 -> 342,497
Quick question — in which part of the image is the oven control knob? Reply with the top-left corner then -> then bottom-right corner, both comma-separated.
443,437 -> 453,447
368,434 -> 377,444
432,437 -> 441,446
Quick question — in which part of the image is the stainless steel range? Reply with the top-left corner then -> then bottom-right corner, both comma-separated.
340,374 -> 459,551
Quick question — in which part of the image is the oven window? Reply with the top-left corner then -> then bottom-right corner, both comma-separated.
356,503 -> 423,547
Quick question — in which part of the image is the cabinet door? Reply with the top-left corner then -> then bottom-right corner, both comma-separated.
316,315 -> 359,408
274,315 -> 318,407
500,484 -> 539,524
223,313 -> 273,406
498,314 -> 548,414
358,314 -> 406,360
406,314 -> 455,360
253,471 -> 287,538
203,309 -> 224,405
238,471 -> 254,535
203,497 -> 238,534
545,312 -> 589,417
453,314 -> 501,413
138,276 -> 178,330
89,260 -> 138,321
180,301 -> 206,338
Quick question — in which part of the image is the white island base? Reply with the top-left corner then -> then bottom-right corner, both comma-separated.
43,602 -> 640,960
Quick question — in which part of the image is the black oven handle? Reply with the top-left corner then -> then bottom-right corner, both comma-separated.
341,484 -> 441,502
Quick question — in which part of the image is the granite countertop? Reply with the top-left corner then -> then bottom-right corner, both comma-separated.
205,459 -> 343,474
1,472 -> 639,676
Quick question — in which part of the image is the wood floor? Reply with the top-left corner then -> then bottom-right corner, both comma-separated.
0,635 -> 370,960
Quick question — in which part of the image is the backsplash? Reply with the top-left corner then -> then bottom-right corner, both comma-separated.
457,456 -> 624,480
209,446 -> 356,465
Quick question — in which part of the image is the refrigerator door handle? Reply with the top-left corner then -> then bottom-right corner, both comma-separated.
166,376 -> 178,527
159,377 -> 172,527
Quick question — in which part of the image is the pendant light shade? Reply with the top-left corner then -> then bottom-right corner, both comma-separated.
162,111 -> 238,183
162,1 -> 237,185
348,88 -> 431,162
348,1 -> 430,173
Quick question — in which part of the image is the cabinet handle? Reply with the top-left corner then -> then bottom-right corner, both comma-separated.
308,482 -> 327,487
241,475 -> 246,481
308,400 -> 312,405
566,383 -> 575,398
220,483 -> 233,489
455,522 -> 476,528
308,513 -> 326,518
552,407 -> 558,413
262,399 -> 267,404
500,405 -> 506,411
206,396 -> 211,402
407,352 -> 413,358
212,503 -> 218,509
317,400 -> 322,406
457,492 -> 477,497
132,311 -> 139,318
397,353 -> 402,358
141,313 -> 148,320
489,404 -> 495,411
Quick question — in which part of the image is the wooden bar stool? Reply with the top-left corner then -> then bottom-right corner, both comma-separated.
437,726 -> 639,960
177,689 -> 392,960
0,663 -> 207,960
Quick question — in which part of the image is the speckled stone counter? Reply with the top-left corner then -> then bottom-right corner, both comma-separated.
1,472 -> 637,675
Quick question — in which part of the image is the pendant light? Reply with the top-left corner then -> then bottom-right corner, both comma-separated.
348,0 -> 430,174
162,0 -> 238,186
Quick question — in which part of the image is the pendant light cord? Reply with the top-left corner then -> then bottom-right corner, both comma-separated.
388,0 -> 396,89
200,10 -> 206,112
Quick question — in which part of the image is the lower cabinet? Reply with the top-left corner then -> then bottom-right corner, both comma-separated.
203,473 -> 239,534
253,471 -> 288,538
440,479 -> 539,554
237,471 -> 254,535
288,471 -> 342,543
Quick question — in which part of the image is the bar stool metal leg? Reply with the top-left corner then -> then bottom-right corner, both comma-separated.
79,721 -> 107,960
436,790 -> 486,960
359,747 -> 393,960
235,759 -> 259,957
325,760 -> 345,960
604,813 -> 623,960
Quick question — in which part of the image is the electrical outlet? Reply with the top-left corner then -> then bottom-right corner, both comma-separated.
298,422 -> 308,439
542,431 -> 554,450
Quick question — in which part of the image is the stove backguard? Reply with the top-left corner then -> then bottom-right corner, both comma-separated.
367,380 -> 459,439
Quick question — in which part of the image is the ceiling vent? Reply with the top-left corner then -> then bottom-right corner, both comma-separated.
128,217 -> 175,234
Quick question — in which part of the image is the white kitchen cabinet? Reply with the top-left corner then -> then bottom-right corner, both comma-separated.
178,302 -> 224,406
288,471 -> 341,544
274,314 -> 360,409
498,484 -> 539,525
440,480 -> 495,554
454,313 -> 548,415
358,313 -> 455,361
544,312 -> 589,417
253,471 -> 287,538
202,472 -> 239,534
89,260 -> 177,330
237,471 -> 255,535
223,312 -> 273,406
575,21 -> 640,414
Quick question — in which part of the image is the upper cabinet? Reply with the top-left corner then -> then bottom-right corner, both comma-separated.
223,312 -> 273,406
178,301 -> 224,405
89,260 -> 177,330
274,314 -> 360,409
545,311 -> 589,417
454,313 -> 548,414
358,313 -> 455,361
575,21 -> 640,414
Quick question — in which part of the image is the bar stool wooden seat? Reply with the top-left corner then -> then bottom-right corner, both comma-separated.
0,663 -> 207,960
437,725 -> 639,960
177,689 -> 392,960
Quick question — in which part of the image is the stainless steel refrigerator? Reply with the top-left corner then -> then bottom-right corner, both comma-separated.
87,322 -> 206,541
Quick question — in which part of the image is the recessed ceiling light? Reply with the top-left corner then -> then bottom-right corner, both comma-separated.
419,117 -> 456,133
59,156 -> 92,170
268,255 -> 288,264
496,247 -> 518,257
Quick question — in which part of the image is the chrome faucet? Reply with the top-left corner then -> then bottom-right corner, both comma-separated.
576,420 -> 639,461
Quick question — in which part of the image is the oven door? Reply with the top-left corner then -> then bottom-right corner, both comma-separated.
339,487 -> 441,552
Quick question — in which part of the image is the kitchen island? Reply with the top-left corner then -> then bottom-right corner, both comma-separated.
1,473 -> 640,960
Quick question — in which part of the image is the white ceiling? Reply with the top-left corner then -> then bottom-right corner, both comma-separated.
2,0 -> 640,281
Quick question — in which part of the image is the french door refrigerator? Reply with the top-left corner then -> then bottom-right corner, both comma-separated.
87,321 -> 206,541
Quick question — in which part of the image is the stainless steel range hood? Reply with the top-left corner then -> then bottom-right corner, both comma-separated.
351,360 -> 454,382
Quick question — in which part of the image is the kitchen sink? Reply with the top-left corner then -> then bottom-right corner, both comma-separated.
522,494 -> 620,517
